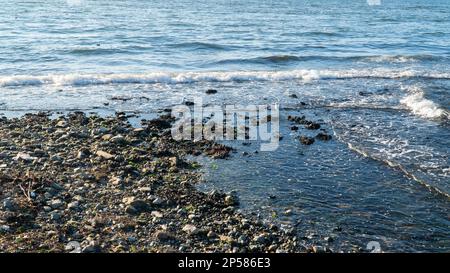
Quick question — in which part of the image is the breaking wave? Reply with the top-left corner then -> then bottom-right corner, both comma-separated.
400,86 -> 448,119
1,69 -> 450,88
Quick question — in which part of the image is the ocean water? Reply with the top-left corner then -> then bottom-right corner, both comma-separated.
0,0 -> 449,251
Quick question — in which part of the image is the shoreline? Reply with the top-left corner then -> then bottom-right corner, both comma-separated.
0,112 -> 305,253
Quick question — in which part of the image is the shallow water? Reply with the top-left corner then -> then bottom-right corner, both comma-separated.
0,0 -> 449,252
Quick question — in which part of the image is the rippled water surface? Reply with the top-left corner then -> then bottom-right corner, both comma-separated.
0,0 -> 449,252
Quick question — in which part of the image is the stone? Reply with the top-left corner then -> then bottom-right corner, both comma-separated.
50,211 -> 62,221
13,152 -> 36,161
67,201 -> 80,210
316,132 -> 332,141
152,197 -> 163,206
224,194 -> 239,206
299,136 -> 315,145
253,233 -> 271,245
2,198 -> 16,211
305,122 -> 320,130
110,135 -> 126,144
0,225 -> 11,233
96,150 -> 114,160
182,224 -> 198,234
56,120 -> 67,128
49,199 -> 64,209
155,231 -> 175,241
206,89 -> 218,95
101,134 -> 113,141
237,235 -> 249,245
123,197 -> 150,213
138,187 -> 151,192
312,245 -> 327,253
77,151 -> 88,159
151,211 -> 163,218
207,231 -> 217,238
168,157 -> 180,167
109,176 -> 123,186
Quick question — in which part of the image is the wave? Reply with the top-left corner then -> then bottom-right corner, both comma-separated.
1,69 -> 450,88
360,54 -> 440,63
211,54 -> 444,66
400,86 -> 448,119
65,47 -> 130,56
168,42 -> 231,51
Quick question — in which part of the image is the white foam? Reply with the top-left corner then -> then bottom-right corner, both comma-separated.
1,69 -> 449,88
363,55 -> 419,63
400,86 -> 446,119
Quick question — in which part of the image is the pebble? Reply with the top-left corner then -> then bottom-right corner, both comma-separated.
67,201 -> 80,210
2,198 -> 16,211
182,224 -> 198,234
0,225 -> 10,233
49,199 -> 64,209
151,211 -> 163,218
110,135 -> 126,144
155,231 -> 175,241
50,211 -> 61,221
253,233 -> 271,245
96,150 -> 114,160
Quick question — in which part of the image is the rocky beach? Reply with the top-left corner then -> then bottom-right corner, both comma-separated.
0,112 -> 306,253
1,0 -> 449,254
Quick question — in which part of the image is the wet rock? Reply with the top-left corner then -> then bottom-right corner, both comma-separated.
299,136 -> 315,145
206,89 -> 218,95
305,122 -> 320,130
224,194 -> 239,206
253,233 -> 271,246
110,135 -> 127,145
315,132 -> 332,141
